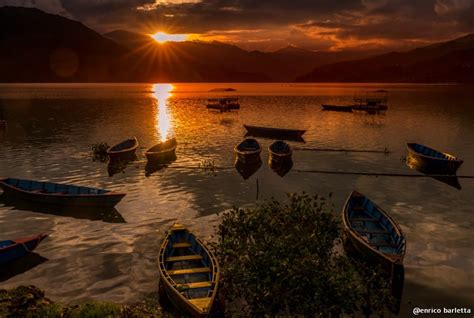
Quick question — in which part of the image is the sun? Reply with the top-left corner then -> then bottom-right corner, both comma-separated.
151,32 -> 187,43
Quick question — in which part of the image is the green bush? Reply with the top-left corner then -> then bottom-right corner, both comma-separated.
214,193 -> 393,317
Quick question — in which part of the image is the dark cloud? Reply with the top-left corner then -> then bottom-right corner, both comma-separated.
2,0 -> 474,50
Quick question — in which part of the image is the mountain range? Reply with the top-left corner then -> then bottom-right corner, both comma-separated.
1,6 -> 473,83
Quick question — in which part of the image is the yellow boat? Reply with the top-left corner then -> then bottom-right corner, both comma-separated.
158,224 -> 220,317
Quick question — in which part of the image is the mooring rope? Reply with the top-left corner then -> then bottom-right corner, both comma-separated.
294,147 -> 391,154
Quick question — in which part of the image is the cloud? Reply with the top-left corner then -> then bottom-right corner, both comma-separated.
1,0 -> 70,16
2,0 -> 474,51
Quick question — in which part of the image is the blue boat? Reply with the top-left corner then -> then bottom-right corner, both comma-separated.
342,191 -> 406,271
158,224 -> 220,317
0,178 -> 126,208
0,233 -> 48,265
407,143 -> 463,174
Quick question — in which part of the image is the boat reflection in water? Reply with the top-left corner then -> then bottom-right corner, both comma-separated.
107,155 -> 138,177
406,155 -> 462,189
234,158 -> 262,180
0,253 -> 48,283
269,159 -> 293,177
0,194 -> 126,223
145,152 -> 177,177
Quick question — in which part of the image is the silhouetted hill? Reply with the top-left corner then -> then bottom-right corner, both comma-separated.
0,6 -> 130,82
297,34 -> 474,83
105,30 -> 375,81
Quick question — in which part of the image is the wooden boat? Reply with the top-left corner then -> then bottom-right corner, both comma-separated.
244,125 -> 306,142
146,137 -> 177,162
268,140 -> 292,164
107,137 -> 139,159
406,143 -> 463,175
234,138 -> 261,164
269,159 -> 293,177
0,178 -> 126,208
206,98 -> 240,112
158,223 -> 220,317
321,105 -> 353,112
0,233 -> 48,265
342,191 -> 406,272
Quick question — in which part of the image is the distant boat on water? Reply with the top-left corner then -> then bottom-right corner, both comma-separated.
158,223 -> 220,317
209,88 -> 237,92
322,90 -> 388,113
0,233 -> 48,265
406,143 -> 463,175
0,178 -> 125,208
244,125 -> 306,142
107,137 -> 139,159
206,98 -> 240,112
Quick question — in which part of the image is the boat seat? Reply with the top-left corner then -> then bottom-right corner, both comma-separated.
358,228 -> 388,234
177,281 -> 212,290
168,267 -> 211,276
351,217 -> 378,222
172,242 -> 192,248
189,297 -> 212,311
167,255 -> 203,262
352,206 -> 365,212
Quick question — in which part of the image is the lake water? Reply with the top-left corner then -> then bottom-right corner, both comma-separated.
0,83 -> 473,315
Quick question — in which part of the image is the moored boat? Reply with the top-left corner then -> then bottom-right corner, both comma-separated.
234,138 -> 261,164
321,90 -> 388,113
0,233 -> 48,265
107,137 -> 139,159
268,140 -> 292,164
146,137 -> 177,163
243,125 -> 306,142
342,191 -> 406,271
321,105 -> 353,112
206,98 -> 240,112
158,223 -> 220,318
406,143 -> 463,175
0,178 -> 126,208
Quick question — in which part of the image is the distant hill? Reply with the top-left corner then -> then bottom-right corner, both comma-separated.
105,30 -> 374,81
296,34 -> 474,83
3,6 -> 472,83
0,6 -> 130,82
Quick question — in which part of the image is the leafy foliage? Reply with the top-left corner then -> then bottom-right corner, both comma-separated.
91,142 -> 110,162
214,193 -> 394,317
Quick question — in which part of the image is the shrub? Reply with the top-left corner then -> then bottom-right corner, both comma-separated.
214,193 -> 393,317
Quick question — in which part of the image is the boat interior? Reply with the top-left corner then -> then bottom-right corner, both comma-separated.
270,141 -> 291,154
347,194 -> 405,256
4,178 -> 107,195
163,228 -> 217,311
237,139 -> 260,151
409,143 -> 456,160
0,240 -> 14,248
148,138 -> 177,152
110,139 -> 136,151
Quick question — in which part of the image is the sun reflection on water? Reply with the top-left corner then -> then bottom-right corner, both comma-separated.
152,84 -> 173,141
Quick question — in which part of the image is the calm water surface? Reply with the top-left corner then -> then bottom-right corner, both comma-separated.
0,83 -> 473,315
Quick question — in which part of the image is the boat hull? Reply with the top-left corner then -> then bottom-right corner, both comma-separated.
0,233 -> 48,265
243,125 -> 306,142
236,150 -> 261,164
0,179 -> 125,208
107,138 -> 139,160
406,149 -> 462,175
342,191 -> 405,272
158,224 -> 219,318
146,149 -> 177,162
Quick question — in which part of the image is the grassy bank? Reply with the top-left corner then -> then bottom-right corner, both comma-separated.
0,285 -> 167,318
